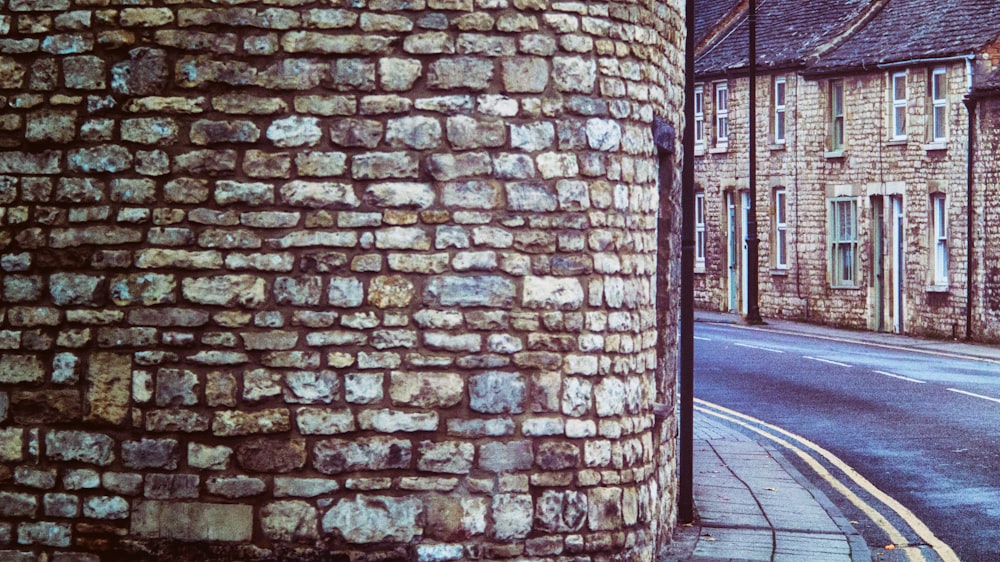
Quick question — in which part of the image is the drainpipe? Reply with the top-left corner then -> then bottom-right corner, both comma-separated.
964,95 -> 976,340
679,0 -> 696,524
745,0 -> 763,324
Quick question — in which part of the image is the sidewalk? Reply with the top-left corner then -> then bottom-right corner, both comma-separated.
661,412 -> 869,561
662,310 -> 1000,561
695,309 -> 1000,364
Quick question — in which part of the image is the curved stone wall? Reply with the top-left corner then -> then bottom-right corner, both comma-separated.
0,0 -> 685,560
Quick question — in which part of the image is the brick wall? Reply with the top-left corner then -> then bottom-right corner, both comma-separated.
0,0 -> 685,560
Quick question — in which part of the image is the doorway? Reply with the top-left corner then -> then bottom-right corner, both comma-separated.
871,195 -> 905,333
726,191 -> 739,312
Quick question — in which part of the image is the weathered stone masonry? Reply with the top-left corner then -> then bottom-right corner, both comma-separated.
0,0 -> 685,560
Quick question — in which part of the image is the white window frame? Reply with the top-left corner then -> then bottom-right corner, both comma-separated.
774,76 -> 787,144
774,188 -> 788,268
695,191 -> 706,269
931,67 -> 948,142
714,82 -> 729,146
930,193 -> 948,286
694,85 -> 705,149
829,79 -> 844,151
829,198 -> 858,288
891,71 -> 907,140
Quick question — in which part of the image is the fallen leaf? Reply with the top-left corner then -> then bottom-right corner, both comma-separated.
885,544 -> 896,550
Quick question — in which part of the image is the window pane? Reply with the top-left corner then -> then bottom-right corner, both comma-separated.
934,105 -> 946,140
895,107 -> 906,137
894,74 -> 906,100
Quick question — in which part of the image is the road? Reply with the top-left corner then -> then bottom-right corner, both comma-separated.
694,318 -> 1000,561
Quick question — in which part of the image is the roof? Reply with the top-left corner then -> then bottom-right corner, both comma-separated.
694,0 -> 743,48
807,0 -> 1000,76
973,68 -> 1000,97
695,0 -> 875,78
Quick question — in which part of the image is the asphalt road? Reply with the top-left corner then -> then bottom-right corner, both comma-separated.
694,318 -> 1000,561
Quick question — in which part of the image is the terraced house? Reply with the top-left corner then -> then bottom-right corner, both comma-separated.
694,0 -> 1000,342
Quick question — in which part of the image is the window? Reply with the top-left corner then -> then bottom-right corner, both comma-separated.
829,80 -> 844,151
773,188 -> 788,268
930,67 -> 947,142
695,191 -> 706,269
714,82 -> 729,146
891,71 -> 907,140
930,193 -> 948,285
773,76 -> 787,144
694,85 -> 705,149
829,198 -> 857,287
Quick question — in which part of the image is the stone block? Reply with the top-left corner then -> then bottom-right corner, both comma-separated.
417,441 -> 474,474
424,275 -> 515,308
212,409 -> 290,436
322,496 -> 422,543
469,371 -> 526,414
188,442 -> 232,470
205,476 -> 266,498
131,500 -> 253,542
313,436 -> 411,475
358,409 -> 438,432
144,473 -> 199,499
492,494 -> 532,540
11,389 -> 80,424
587,487 -> 623,531
296,407 -> 355,435
389,371 -> 463,408
82,496 -> 128,520
428,57 -> 492,90
235,437 -> 306,473
17,521 -> 71,546
271,478 -> 338,500
122,438 -> 179,470
262,500 -> 319,541
85,352 -> 131,426
478,440 -> 533,472
181,275 -> 266,308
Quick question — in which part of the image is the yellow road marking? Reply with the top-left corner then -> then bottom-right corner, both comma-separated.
696,399 -> 960,562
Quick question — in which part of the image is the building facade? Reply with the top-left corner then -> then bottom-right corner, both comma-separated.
0,1 -> 686,560
694,0 -> 1000,343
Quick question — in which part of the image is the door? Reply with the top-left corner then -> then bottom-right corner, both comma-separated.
726,192 -> 739,312
871,197 -> 885,331
740,191 -> 750,315
891,196 -> 905,333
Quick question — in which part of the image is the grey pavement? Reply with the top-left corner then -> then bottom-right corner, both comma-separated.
661,411 -> 869,562
662,310 -> 1000,561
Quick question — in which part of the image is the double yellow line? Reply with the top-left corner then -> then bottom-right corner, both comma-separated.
696,398 -> 960,562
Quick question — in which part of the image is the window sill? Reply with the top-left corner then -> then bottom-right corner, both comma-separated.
769,143 -> 786,151
824,149 -> 844,159
708,144 -> 728,154
769,268 -> 789,276
923,142 -> 948,152
694,265 -> 706,274
694,146 -> 705,157
886,139 -> 907,147
926,284 -> 949,293
830,284 -> 859,290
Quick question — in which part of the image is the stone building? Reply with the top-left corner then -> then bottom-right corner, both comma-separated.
0,1 -> 686,561
693,0 -> 1000,342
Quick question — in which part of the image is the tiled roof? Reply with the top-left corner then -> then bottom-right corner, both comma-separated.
695,0 -> 743,48
808,0 -> 1000,75
974,68 -> 1000,97
695,0 -> 874,77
